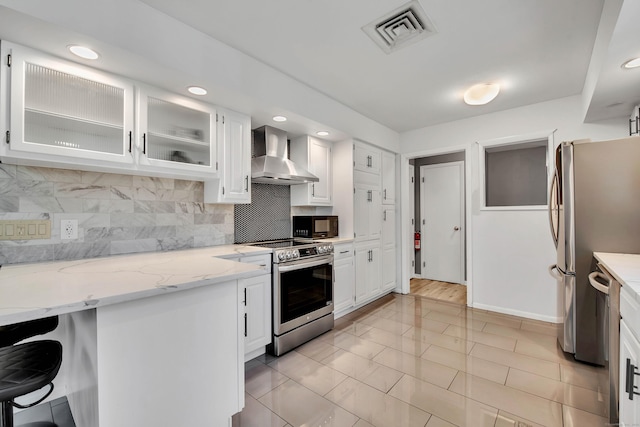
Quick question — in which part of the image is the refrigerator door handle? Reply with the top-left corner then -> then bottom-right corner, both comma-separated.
549,264 -> 562,280
548,170 -> 559,248
588,271 -> 611,295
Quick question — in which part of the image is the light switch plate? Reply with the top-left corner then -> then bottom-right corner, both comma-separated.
0,220 -> 51,240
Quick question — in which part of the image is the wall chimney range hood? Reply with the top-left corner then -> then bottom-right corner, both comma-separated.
251,125 -> 319,185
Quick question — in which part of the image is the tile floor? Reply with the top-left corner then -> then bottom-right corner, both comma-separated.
233,293 -> 609,427
14,396 -> 76,426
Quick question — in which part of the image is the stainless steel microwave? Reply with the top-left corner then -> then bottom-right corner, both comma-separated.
292,216 -> 338,239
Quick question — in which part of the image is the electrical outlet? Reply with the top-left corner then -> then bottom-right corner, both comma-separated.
61,219 -> 78,240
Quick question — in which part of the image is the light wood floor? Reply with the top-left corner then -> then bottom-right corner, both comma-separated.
410,277 -> 467,305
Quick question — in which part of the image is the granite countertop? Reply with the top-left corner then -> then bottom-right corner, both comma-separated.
593,252 -> 640,302
0,244 -> 271,326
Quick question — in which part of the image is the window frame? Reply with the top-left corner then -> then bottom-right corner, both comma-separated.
478,130 -> 555,211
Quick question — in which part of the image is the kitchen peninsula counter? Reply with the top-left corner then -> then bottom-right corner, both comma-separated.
0,244 -> 271,326
0,244 -> 271,427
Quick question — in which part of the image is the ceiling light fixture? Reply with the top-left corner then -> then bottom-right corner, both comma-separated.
316,131 -> 329,136
622,57 -> 640,69
463,83 -> 500,105
272,115 -> 287,122
67,45 -> 99,60
187,86 -> 207,96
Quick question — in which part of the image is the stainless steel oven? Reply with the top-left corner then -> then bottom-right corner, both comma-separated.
248,239 -> 334,356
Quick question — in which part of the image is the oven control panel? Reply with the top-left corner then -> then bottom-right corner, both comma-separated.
273,244 -> 333,263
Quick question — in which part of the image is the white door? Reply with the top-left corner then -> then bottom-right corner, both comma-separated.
420,162 -> 464,284
409,167 -> 416,277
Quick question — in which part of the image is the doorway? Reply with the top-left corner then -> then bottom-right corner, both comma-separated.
409,152 -> 466,304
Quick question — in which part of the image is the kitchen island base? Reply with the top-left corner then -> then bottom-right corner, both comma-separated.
65,280 -> 243,427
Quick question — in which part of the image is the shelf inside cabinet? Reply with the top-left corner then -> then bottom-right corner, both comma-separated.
145,133 -> 211,166
147,131 -> 209,147
24,108 -> 124,155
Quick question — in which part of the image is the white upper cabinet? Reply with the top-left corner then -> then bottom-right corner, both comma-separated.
1,41 -> 135,170
204,108 -> 251,204
381,151 -> 396,205
290,136 -> 333,206
136,85 -> 217,178
354,185 -> 381,241
354,140 -> 381,175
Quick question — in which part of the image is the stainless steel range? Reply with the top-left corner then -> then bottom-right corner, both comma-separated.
248,239 -> 334,356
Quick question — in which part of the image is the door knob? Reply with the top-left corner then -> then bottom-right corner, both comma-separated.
454,226 -> 460,231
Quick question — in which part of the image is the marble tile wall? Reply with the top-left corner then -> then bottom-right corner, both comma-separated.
0,164 -> 234,265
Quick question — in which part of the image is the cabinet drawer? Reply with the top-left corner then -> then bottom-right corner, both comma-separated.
333,243 -> 354,260
621,285 -> 640,341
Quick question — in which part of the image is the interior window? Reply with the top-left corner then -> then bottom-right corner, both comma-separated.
479,133 -> 553,209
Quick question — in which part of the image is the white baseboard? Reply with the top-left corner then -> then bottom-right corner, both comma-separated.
472,302 -> 561,323
244,347 -> 266,363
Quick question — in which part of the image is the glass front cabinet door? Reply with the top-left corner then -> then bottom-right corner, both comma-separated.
136,85 -> 217,178
2,41 -> 135,168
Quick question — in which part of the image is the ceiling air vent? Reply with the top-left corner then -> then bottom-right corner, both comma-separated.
362,0 -> 436,54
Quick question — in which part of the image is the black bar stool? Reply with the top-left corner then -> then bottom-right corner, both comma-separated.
0,318 -> 59,349
0,317 -> 62,427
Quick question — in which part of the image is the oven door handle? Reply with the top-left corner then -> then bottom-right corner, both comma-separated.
276,257 -> 333,273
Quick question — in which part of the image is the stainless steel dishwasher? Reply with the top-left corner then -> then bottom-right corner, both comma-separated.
589,262 -> 620,424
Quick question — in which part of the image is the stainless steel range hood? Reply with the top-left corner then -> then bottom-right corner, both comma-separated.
251,125 -> 319,185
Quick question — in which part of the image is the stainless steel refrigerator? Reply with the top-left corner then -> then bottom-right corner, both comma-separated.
549,136 -> 640,421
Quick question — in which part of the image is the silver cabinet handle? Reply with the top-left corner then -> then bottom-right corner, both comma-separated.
244,175 -> 249,192
548,264 -> 561,280
312,183 -> 315,197
588,271 -> 611,295
383,189 -> 386,200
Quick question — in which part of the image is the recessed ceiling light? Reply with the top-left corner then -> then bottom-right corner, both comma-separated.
67,45 -> 99,60
463,83 -> 500,105
187,86 -> 207,96
622,57 -> 640,69
316,131 -> 329,136
273,116 -> 287,122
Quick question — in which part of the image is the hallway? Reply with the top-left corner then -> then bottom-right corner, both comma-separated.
410,278 -> 467,305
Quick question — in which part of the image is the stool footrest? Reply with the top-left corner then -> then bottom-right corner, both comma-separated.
11,383 -> 54,410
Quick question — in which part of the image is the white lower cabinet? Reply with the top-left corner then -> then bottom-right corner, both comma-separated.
241,274 -> 271,358
620,320 -> 640,425
229,254 -> 272,360
355,241 -> 381,305
333,242 -> 354,315
620,285 -> 640,426
382,207 -> 396,291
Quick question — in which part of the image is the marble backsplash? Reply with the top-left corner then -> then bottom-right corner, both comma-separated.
0,164 -> 234,265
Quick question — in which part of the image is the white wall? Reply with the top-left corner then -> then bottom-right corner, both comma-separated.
401,95 -> 626,321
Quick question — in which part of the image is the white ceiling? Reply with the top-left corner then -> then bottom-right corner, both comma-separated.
135,0 -> 638,132
0,0 -> 638,139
